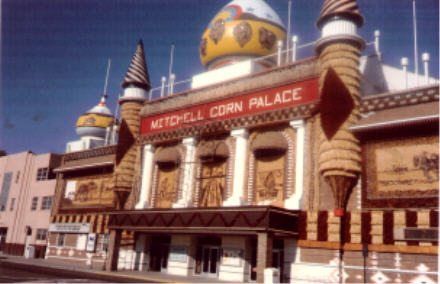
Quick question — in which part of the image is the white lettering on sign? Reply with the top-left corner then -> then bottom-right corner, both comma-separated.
210,101 -> 243,118
141,78 -> 317,134
249,87 -> 303,110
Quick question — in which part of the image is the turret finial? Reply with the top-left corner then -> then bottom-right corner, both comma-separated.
317,0 -> 364,29
121,40 -> 151,90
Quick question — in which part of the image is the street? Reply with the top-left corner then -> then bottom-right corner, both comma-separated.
0,264 -> 104,283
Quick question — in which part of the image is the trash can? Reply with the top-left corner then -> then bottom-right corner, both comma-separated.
264,267 -> 280,283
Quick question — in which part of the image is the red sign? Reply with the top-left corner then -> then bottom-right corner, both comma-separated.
141,78 -> 318,134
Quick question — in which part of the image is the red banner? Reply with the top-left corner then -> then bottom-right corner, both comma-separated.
141,78 -> 318,134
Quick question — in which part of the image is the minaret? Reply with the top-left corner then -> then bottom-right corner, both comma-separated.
114,40 -> 151,210
316,0 -> 365,216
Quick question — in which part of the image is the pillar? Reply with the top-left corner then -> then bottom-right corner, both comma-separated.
174,137 -> 197,208
286,120 -> 305,209
224,128 -> 248,206
256,232 -> 273,283
135,144 -> 155,209
105,229 -> 122,271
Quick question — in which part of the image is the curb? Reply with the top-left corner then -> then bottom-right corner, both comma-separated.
0,259 -> 146,283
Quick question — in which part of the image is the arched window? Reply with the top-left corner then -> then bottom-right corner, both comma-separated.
153,146 -> 181,208
197,141 -> 229,207
251,131 -> 288,206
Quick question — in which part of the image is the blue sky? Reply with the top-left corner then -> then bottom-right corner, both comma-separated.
1,0 -> 438,155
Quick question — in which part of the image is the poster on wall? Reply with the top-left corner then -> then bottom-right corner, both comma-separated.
155,167 -> 179,208
200,162 -> 226,207
254,156 -> 285,206
364,136 -> 439,207
61,175 -> 114,209
221,248 -> 243,267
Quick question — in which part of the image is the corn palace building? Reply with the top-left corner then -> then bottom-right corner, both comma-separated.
47,0 -> 438,282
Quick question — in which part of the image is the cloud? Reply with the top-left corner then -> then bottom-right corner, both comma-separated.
4,119 -> 15,129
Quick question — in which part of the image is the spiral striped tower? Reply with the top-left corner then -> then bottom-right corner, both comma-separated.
316,0 -> 365,216
114,40 -> 151,210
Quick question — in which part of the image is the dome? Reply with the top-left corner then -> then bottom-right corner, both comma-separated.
200,0 -> 286,70
76,96 -> 114,138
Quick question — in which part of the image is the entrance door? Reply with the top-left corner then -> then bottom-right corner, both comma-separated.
201,246 -> 220,276
149,235 -> 171,272
194,237 -> 221,277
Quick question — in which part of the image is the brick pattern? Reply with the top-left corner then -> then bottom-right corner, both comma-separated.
63,145 -> 117,162
360,85 -> 439,113
300,210 -> 438,247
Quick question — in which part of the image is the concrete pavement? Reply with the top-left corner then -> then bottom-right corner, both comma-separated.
0,254 -> 232,283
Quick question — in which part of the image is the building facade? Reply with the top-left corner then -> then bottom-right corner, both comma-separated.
0,151 -> 60,258
49,0 -> 438,282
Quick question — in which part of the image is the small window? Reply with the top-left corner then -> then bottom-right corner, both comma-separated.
57,233 -> 65,247
36,168 -> 49,181
41,196 -> 53,210
31,197 -> 38,210
36,229 -> 47,241
15,171 -> 20,184
0,205 -> 5,211
9,198 -> 15,211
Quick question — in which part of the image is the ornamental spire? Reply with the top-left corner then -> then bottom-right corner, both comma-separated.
317,0 -> 364,28
121,40 -> 151,90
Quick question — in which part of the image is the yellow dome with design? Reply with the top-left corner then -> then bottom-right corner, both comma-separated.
76,96 -> 115,138
200,0 -> 286,70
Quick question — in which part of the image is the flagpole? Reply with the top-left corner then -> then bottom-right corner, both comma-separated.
413,0 -> 419,86
286,0 -> 292,63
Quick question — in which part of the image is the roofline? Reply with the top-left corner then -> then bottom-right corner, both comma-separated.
351,114 -> 438,132
54,161 -> 113,173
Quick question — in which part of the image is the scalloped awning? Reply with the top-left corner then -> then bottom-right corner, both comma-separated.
198,141 -> 229,161
251,131 -> 287,156
154,147 -> 181,166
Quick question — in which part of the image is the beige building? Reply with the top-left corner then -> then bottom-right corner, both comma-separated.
0,151 -> 60,258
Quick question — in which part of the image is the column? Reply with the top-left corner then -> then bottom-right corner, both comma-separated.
224,128 -> 248,206
105,229 -> 122,271
174,137 -> 197,208
285,120 -> 305,209
256,232 -> 273,283
135,144 -> 155,209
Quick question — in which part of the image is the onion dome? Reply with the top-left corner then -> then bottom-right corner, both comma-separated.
121,40 -> 151,90
200,0 -> 286,70
76,95 -> 115,138
316,0 -> 364,28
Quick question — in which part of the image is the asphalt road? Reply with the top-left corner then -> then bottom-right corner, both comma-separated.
0,265 -> 105,283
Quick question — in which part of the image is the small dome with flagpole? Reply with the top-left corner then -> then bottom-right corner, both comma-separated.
75,94 -> 115,139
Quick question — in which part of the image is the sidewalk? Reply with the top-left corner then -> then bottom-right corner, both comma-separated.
0,254 -> 232,283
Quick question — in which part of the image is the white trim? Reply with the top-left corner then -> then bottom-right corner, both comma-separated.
54,161 -> 113,173
351,114 -> 438,131
224,128 -> 249,206
285,120 -> 305,210
136,144 -> 155,209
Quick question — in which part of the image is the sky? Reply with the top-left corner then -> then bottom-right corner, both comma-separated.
1,0 -> 438,155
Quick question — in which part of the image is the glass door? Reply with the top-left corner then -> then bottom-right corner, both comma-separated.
201,246 -> 220,276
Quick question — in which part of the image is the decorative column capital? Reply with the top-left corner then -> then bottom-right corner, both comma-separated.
143,144 -> 155,152
231,128 -> 249,139
290,119 -> 305,130
182,137 -> 197,147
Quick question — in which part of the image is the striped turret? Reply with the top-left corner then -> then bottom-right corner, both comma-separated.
316,0 -> 365,216
114,40 -> 151,210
